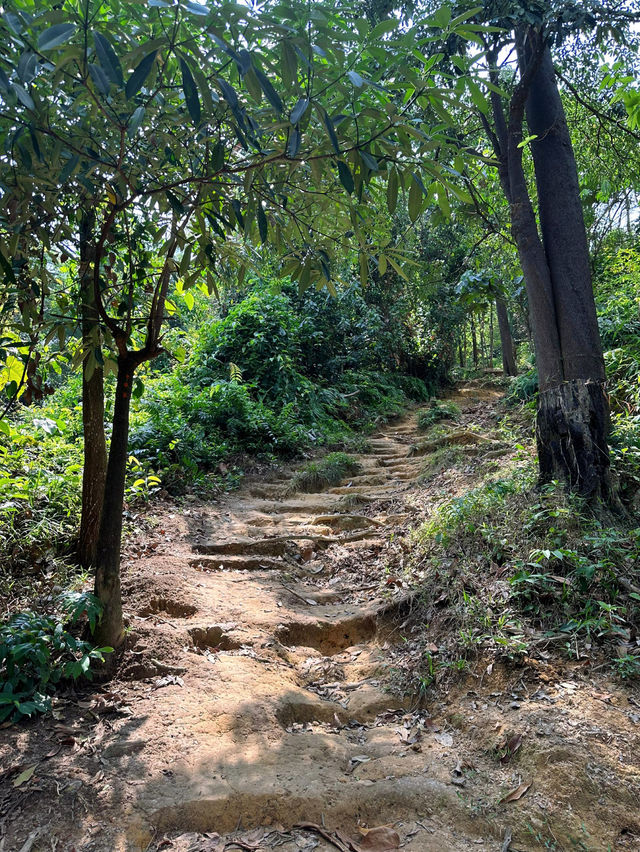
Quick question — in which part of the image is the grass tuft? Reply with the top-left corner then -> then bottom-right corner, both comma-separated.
417,400 -> 461,431
287,452 -> 361,494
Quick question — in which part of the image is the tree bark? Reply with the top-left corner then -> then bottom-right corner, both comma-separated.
518,30 -> 613,499
78,211 -> 107,569
483,34 -> 614,500
496,298 -> 517,376
93,356 -> 136,648
489,306 -> 494,368
470,315 -> 479,367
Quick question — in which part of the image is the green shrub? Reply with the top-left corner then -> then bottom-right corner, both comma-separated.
417,400 -> 461,431
506,369 -> 538,404
0,591 -> 111,722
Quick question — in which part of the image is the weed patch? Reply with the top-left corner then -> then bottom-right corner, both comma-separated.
417,400 -> 461,431
287,452 -> 361,494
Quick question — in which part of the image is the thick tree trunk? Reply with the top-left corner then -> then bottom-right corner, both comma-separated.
537,380 -> 611,495
78,211 -> 107,568
93,357 -> 136,648
496,298 -> 517,376
523,37 -> 605,386
519,31 -> 612,499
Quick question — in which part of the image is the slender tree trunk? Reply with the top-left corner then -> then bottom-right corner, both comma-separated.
93,356 -> 136,648
489,307 -> 494,368
496,298 -> 517,376
479,314 -> 486,366
458,343 -> 464,368
78,211 -> 107,568
519,30 -> 613,499
470,316 -> 479,367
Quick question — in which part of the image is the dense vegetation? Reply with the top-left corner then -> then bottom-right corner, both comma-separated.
2,0 -> 640,715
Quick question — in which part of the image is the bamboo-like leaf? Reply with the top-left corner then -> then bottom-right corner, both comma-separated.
125,49 -> 157,99
387,167 -> 398,213
180,58 -> 201,124
290,97 -> 309,124
323,111 -> 340,153
89,63 -> 110,96
93,32 -> 123,86
337,160 -> 354,194
257,205 -> 268,243
408,176 -> 422,222
253,66 -> 283,113
38,23 -> 75,51
287,129 -> 301,157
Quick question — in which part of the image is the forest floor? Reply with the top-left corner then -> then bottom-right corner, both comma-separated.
1,382 -> 639,852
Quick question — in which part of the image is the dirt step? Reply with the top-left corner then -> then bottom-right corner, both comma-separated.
193,537 -> 288,556
147,774 -> 478,841
189,624 -> 244,651
305,514 -> 384,532
189,555 -> 286,571
194,531 -> 382,557
273,595 -> 413,654
327,485 -> 400,496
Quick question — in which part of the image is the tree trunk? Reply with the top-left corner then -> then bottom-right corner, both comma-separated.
78,211 -> 107,569
489,307 -> 494,368
496,298 -> 517,376
518,30 -> 612,499
93,356 -> 136,648
470,316 -> 479,367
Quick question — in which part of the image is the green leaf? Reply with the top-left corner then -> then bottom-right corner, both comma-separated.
257,205 -> 268,243
253,66 -> 283,113
186,0 -> 209,15
12,83 -> 34,110
243,67 -> 262,102
125,49 -> 157,99
180,58 -> 201,125
38,23 -> 75,51
323,110 -> 340,153
467,79 -> 489,115
127,105 -> 145,137
385,253 -> 409,281
166,190 -> 185,215
371,19 -> 399,39
347,70 -> 364,88
408,175 -> 422,222
93,32 -> 123,86
287,129 -> 301,157
359,251 -> 368,287
360,151 -> 378,171
387,167 -> 398,214
430,6 -> 452,29
0,249 -> 16,284
290,97 -> 309,124
337,160 -> 354,194
89,63 -> 110,96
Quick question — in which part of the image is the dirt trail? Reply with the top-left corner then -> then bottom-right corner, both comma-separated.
2,383 -> 639,852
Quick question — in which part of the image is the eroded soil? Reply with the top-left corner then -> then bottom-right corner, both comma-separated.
1,382 -> 639,852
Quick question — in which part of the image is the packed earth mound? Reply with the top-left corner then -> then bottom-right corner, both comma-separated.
1,382 -> 639,852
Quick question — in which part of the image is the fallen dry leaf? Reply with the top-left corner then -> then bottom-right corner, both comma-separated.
355,826 -> 401,851
499,781 -> 531,803
500,732 -> 523,764
13,764 -> 37,787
